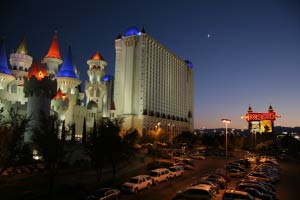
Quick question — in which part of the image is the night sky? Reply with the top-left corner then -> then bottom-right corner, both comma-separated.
1,0 -> 300,129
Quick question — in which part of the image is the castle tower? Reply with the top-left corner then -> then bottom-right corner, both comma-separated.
55,46 -> 81,125
24,61 -> 57,142
8,35 -> 33,105
0,40 -> 15,89
56,46 -> 81,93
43,32 -> 63,78
85,52 -> 108,116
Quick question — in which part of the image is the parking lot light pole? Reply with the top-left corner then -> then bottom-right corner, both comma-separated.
222,119 -> 231,172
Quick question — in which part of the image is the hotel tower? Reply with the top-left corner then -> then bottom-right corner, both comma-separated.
114,27 -> 194,142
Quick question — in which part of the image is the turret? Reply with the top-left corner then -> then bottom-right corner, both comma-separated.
268,105 -> 274,112
43,32 -> 63,77
24,61 -> 57,142
9,35 -> 32,78
0,40 -> 15,89
87,52 -> 107,83
6,35 -> 32,105
248,105 -> 253,113
85,52 -> 108,116
56,46 -> 81,94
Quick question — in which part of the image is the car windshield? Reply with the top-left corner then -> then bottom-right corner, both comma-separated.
149,172 -> 158,176
128,178 -> 139,184
94,189 -> 110,197
169,168 -> 176,172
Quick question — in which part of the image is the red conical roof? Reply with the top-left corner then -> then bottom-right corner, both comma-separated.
54,88 -> 63,100
27,61 -> 48,80
91,52 -> 102,60
45,33 -> 61,59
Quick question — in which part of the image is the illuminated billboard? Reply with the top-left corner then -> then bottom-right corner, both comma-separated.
249,121 -> 260,133
261,120 -> 272,133
242,106 -> 279,134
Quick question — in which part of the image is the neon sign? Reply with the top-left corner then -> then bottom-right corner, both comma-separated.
246,112 -> 276,122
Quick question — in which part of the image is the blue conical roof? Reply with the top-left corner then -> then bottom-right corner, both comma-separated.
57,46 -> 78,79
0,40 -> 11,75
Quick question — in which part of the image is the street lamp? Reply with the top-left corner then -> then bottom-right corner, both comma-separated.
221,119 -> 231,173
168,123 -> 174,144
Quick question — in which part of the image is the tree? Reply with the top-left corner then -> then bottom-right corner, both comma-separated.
31,114 -> 64,198
173,131 -> 196,149
88,117 -> 124,182
91,117 -> 96,145
71,123 -> 76,143
82,117 -> 87,145
122,129 -> 139,160
0,108 -> 30,176
61,120 -> 66,144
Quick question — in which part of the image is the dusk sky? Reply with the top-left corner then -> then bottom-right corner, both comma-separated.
1,0 -> 300,129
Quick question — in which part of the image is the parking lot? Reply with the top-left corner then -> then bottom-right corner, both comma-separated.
121,152 -> 300,200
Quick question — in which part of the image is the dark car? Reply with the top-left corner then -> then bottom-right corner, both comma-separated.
241,187 -> 274,200
86,188 -> 120,200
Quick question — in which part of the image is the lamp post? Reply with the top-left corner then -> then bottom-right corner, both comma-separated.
222,119 -> 231,172
168,123 -> 174,144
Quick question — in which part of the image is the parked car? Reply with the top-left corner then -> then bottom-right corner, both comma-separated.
201,174 -> 227,189
227,168 -> 245,178
236,183 -> 277,199
169,165 -> 184,178
190,180 -> 220,194
149,168 -> 171,184
222,189 -> 254,200
121,175 -> 153,193
238,179 -> 276,192
247,172 -> 276,184
173,184 -> 214,200
175,162 -> 194,170
240,187 -> 274,200
86,188 -> 120,200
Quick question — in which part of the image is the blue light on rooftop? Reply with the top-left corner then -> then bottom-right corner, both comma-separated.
185,60 -> 193,68
124,26 -> 140,37
102,75 -> 113,82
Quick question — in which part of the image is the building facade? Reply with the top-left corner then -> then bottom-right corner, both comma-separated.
114,27 -> 194,142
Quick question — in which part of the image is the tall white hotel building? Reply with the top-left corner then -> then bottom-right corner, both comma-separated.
114,27 -> 194,142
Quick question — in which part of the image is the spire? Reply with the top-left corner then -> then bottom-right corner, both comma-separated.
141,26 -> 146,33
268,105 -> 274,112
0,40 -> 11,75
91,52 -> 102,60
16,35 -> 29,55
248,105 -> 253,113
56,46 -> 78,79
45,32 -> 62,59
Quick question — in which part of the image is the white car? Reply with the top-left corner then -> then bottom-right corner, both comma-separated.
169,166 -> 184,178
149,168 -> 171,184
122,175 -> 153,193
173,184 -> 214,200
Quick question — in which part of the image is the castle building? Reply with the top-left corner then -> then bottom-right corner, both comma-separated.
0,33 -> 114,141
114,27 -> 194,142
1,27 -> 195,143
